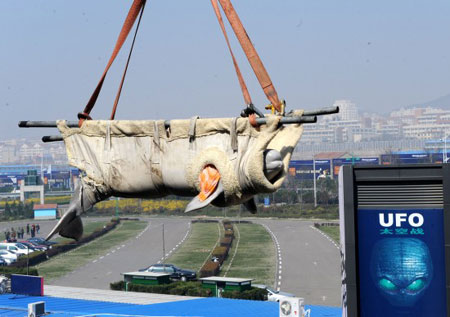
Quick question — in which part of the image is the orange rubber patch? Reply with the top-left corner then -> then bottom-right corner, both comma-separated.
198,165 -> 221,202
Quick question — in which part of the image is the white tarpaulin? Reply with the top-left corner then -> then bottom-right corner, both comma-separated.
58,112 -> 304,208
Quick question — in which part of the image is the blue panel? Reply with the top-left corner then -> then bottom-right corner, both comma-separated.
11,275 -> 43,296
357,209 -> 446,316
289,160 -> 331,179
0,294 -> 341,317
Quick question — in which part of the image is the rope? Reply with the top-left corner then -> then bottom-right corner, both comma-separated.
110,0 -> 147,120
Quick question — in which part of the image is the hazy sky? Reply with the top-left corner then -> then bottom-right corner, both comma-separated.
1,0 -> 449,140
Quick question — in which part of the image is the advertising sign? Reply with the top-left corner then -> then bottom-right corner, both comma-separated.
289,160 -> 331,180
357,208 -> 446,316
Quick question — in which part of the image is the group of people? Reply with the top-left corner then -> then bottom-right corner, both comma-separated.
4,223 -> 40,242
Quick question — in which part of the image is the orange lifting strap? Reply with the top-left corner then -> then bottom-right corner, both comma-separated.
78,0 -> 146,127
78,0 -> 282,127
212,0 -> 282,113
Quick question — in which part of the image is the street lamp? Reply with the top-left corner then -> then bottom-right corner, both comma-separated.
313,155 -> 317,207
441,133 -> 449,163
445,133 -> 449,163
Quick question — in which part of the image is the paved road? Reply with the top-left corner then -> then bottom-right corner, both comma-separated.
51,217 -> 191,289
256,219 -> 341,307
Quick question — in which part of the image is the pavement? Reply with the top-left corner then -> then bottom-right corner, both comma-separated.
256,219 -> 341,307
50,217 -> 191,289
44,284 -> 199,304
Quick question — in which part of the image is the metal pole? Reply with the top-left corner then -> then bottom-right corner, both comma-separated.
442,134 -> 447,163
27,244 -> 29,275
162,224 -> 165,264
313,156 -> 317,207
115,197 -> 119,218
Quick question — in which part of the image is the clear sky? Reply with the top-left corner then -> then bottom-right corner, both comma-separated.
1,0 -> 449,139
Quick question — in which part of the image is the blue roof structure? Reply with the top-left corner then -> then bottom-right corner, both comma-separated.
0,294 -> 341,317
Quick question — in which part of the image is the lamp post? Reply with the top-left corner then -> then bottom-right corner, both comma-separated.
445,134 -> 448,163
313,155 -> 317,207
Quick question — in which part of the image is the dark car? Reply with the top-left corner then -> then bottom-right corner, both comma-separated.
139,264 -> 196,281
19,241 -> 47,251
27,237 -> 57,247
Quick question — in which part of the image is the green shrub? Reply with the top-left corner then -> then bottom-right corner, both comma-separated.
110,280 -> 125,290
199,261 -> 220,277
220,237 -> 232,247
0,266 -> 39,277
221,287 -> 268,301
11,251 -> 47,268
112,281 -> 211,297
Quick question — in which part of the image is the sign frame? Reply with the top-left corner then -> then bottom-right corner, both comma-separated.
339,164 -> 450,316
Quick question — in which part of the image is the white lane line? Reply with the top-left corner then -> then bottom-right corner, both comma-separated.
100,256 -> 104,260
261,223 -> 282,291
158,221 -> 191,263
310,225 -> 340,250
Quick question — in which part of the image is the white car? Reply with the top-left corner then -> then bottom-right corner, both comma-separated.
0,250 -> 18,264
0,243 -> 33,255
253,284 -> 295,302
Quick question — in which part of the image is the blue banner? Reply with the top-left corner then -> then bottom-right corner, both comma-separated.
357,208 -> 446,316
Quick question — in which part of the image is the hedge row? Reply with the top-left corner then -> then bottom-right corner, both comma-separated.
11,218 -> 120,268
109,281 -> 266,300
0,266 -> 39,277
198,261 -> 220,278
221,287 -> 268,301
198,220 -> 234,278
110,280 -> 212,297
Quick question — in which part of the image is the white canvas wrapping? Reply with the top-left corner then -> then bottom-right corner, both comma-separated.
57,111 -> 304,207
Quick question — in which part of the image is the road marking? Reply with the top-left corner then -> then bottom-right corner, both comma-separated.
261,223 -> 283,291
93,260 -> 97,263
100,256 -> 104,260
310,225 -> 340,250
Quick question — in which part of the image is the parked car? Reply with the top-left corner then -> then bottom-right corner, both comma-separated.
0,243 -> 33,255
0,258 -> 7,266
139,264 -> 197,281
253,284 -> 295,302
25,240 -> 50,250
27,237 -> 57,246
18,241 -> 47,252
13,242 -> 37,254
0,250 -> 18,264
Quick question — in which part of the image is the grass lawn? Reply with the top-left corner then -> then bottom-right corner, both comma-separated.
219,223 -> 275,286
317,225 -> 340,244
166,222 -> 220,272
37,220 -> 147,281
53,220 -> 110,244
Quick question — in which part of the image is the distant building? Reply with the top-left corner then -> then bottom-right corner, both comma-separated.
33,204 -> 58,220
333,100 -> 359,121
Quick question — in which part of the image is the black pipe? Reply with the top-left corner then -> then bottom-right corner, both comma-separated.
302,106 -> 339,117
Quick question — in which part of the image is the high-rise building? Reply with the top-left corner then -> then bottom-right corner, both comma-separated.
333,100 -> 359,121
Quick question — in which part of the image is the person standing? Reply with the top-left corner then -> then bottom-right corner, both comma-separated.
26,224 -> 30,235
36,224 -> 40,234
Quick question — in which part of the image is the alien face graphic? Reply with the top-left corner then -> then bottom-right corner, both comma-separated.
370,238 -> 433,307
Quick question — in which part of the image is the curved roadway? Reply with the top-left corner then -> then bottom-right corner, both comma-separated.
1,217 -> 341,307
51,217 -> 191,289
256,219 -> 341,306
